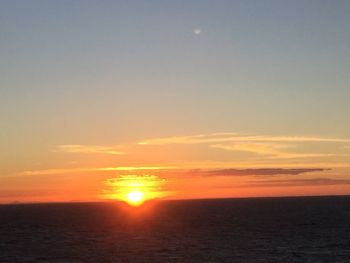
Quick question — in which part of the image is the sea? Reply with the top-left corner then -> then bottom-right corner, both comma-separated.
0,196 -> 350,263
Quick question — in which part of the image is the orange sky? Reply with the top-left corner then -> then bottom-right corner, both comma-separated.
1,132 -> 350,204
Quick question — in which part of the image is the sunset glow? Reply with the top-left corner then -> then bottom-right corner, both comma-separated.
126,191 -> 144,206
102,175 -> 168,205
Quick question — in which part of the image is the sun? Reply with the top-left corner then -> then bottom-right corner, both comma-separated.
126,190 -> 144,206
102,175 -> 168,205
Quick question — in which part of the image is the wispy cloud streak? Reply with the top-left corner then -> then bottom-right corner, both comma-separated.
17,166 -> 175,176
138,132 -> 350,160
138,133 -> 350,145
54,145 -> 125,155
211,143 -> 336,159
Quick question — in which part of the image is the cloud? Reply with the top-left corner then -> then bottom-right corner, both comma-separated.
150,167 -> 329,178
138,132 -> 350,145
17,166 -> 174,176
247,178 -> 350,187
98,166 -> 175,171
0,190 -> 52,198
211,143 -> 335,159
213,142 -> 292,153
17,165 -> 328,177
18,168 -> 94,176
138,132 -> 350,160
54,145 -> 125,155
202,168 -> 328,176
138,132 -> 241,145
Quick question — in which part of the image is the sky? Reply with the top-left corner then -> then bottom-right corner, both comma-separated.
1,0 -> 350,203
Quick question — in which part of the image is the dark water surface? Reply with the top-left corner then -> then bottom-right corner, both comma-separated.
1,196 -> 350,262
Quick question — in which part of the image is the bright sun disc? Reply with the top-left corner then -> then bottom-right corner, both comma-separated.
127,191 -> 144,206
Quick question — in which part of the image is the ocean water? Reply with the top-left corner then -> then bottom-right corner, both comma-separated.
0,196 -> 350,263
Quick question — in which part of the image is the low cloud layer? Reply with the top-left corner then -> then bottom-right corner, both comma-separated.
247,178 -> 350,187
150,167 -> 330,178
202,168 -> 328,176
